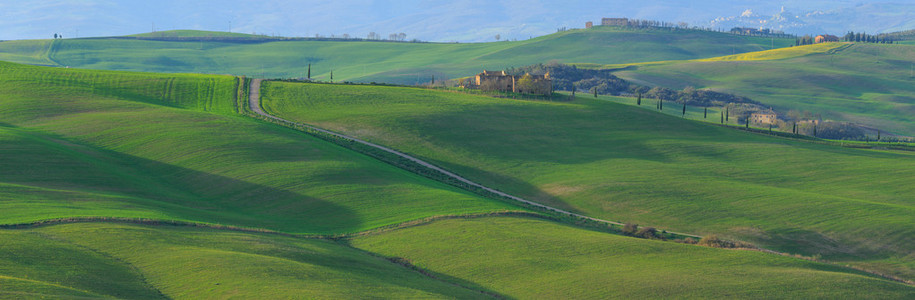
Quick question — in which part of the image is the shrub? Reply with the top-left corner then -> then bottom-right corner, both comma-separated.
636,227 -> 660,239
622,223 -> 639,235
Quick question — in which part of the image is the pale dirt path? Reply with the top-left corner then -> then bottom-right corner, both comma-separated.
248,79 -> 702,238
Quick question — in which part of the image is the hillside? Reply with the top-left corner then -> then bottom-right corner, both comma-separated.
353,216 -> 914,299
0,61 -> 912,298
1,223 -> 484,298
0,61 -> 515,233
0,27 -> 793,84
261,81 -> 915,280
615,43 -> 915,136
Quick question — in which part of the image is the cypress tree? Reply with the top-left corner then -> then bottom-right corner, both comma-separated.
814,124 -> 817,137
307,64 -> 311,79
682,103 -> 686,117
725,107 -> 729,122
746,118 -> 749,129
877,130 -> 881,141
432,74 -> 435,85
330,70 -> 333,83
704,107 -> 707,119
594,87 -> 597,98
720,111 -> 724,124
637,93 -> 642,105
793,122 -> 797,134
660,99 -> 663,110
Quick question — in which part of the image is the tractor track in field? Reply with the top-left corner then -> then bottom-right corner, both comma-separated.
247,78 -> 702,238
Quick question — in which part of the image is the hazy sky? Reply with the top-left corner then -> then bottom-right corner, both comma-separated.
0,0 -> 909,41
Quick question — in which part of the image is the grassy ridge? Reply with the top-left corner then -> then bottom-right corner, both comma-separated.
617,43 -> 915,136
353,216 -> 914,299
0,27 -> 792,84
0,61 -> 515,233
0,223 -> 483,299
261,82 -> 915,279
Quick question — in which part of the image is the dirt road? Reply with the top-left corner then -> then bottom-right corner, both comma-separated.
248,79 -> 701,238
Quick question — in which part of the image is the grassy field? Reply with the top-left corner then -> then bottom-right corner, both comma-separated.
616,43 -> 915,136
353,216 -> 914,299
0,223 -> 483,299
0,61 -> 516,234
261,81 -> 915,279
0,27 -> 793,84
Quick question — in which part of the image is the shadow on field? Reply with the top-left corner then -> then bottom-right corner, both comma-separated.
0,123 -> 363,234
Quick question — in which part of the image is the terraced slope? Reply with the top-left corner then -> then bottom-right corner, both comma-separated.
354,216 -> 914,299
0,61 -> 515,234
616,43 -> 915,136
261,82 -> 915,279
0,27 -> 793,84
0,223 -> 485,299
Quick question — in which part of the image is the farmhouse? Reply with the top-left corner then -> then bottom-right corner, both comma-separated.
586,21 -> 594,29
602,18 -> 629,26
750,110 -> 777,125
474,70 -> 552,95
815,34 -> 840,43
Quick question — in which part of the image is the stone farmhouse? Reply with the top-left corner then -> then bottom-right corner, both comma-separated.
602,18 -> 629,26
750,110 -> 777,125
474,70 -> 553,96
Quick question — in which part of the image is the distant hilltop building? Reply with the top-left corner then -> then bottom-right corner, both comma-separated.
815,34 -> 840,43
585,21 -> 593,29
474,70 -> 552,95
750,110 -> 777,125
602,18 -> 629,26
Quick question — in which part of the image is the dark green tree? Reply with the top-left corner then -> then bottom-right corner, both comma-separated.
307,64 -> 311,79
330,70 -> 333,83
637,92 -> 642,106
725,107 -> 729,122
704,107 -> 707,119
877,130 -> 881,141
593,87 -> 597,98
720,111 -> 724,124
682,103 -> 686,117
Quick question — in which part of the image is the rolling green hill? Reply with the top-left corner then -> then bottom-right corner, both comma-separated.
1,223 -> 484,299
0,61 -> 515,234
354,216 -> 914,299
6,219 -> 911,299
0,27 -> 793,84
261,81 -> 915,280
0,59 -> 912,298
615,43 -> 915,136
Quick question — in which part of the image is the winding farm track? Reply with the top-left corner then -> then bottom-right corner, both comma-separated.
248,79 -> 702,238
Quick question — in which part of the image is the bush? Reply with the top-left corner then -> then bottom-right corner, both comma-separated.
622,223 -> 639,236
697,234 -> 756,249
636,227 -> 660,239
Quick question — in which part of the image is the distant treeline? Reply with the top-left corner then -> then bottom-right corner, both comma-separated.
878,29 -> 915,41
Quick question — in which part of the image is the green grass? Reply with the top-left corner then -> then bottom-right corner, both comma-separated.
261,81 -> 915,279
353,216 -> 914,299
0,223 -> 483,299
0,61 -> 515,234
0,27 -> 793,84
617,43 -> 915,136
